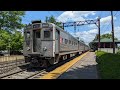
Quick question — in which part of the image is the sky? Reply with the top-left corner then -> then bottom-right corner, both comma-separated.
22,11 -> 120,45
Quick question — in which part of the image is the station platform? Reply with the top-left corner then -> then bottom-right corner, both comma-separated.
40,51 -> 99,79
58,52 -> 99,79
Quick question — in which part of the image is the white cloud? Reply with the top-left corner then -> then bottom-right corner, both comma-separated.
57,11 -> 96,22
71,29 -> 98,45
88,16 -> 116,28
100,16 -> 116,24
114,26 -> 120,40
101,26 -> 120,40
70,26 -> 120,45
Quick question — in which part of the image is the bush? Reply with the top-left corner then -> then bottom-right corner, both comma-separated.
116,50 -> 120,55
96,51 -> 120,79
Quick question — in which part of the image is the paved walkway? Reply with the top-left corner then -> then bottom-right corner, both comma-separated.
58,52 -> 99,79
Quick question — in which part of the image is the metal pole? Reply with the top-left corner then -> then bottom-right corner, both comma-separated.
98,17 -> 101,50
111,11 -> 115,54
46,17 -> 48,23
74,22 -> 76,36
63,23 -> 64,30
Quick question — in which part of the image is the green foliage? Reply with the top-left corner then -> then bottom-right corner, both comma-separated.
46,15 -> 63,28
0,11 -> 25,32
93,33 -> 118,41
90,33 -> 118,49
116,50 -> 120,55
0,30 -> 11,50
0,11 -> 25,52
0,30 -> 23,51
101,33 -> 118,40
93,34 -> 99,41
10,31 -> 24,51
118,46 -> 120,49
96,51 -> 120,79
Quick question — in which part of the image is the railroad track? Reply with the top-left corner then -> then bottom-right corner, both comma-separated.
0,59 -> 27,74
0,54 -> 82,79
0,68 -> 47,79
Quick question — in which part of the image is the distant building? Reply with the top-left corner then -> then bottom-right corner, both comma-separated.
90,38 -> 120,53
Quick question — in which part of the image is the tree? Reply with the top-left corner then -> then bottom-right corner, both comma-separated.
0,11 -> 25,32
89,33 -> 118,50
93,34 -> 99,41
46,15 -> 63,28
93,33 -> 118,41
0,30 -> 11,50
80,39 -> 85,43
101,33 -> 118,40
10,31 -> 24,51
0,11 -> 25,53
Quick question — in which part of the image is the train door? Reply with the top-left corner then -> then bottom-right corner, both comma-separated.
55,29 -> 60,54
33,29 -> 41,52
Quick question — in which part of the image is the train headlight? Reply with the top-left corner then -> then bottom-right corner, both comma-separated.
27,47 -> 30,51
43,47 -> 47,51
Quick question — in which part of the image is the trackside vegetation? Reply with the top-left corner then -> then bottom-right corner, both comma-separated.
95,51 -> 120,79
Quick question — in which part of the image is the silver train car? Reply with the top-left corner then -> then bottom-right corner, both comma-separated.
23,20 -> 89,67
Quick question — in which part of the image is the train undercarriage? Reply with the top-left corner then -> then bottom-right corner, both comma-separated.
24,52 -> 81,68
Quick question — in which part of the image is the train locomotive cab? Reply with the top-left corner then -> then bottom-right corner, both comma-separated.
23,21 -> 56,67
23,20 -> 89,68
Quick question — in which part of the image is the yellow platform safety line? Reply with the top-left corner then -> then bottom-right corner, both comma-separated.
40,51 -> 89,79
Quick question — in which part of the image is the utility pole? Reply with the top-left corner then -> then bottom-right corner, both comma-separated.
98,17 -> 101,50
111,11 -> 115,54
63,23 -> 64,30
46,16 -> 48,23
74,22 -> 76,35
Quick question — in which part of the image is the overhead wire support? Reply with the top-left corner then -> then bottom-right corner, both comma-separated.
97,17 -> 101,49
63,20 -> 98,27
62,19 -> 100,49
111,11 -> 115,54
74,22 -> 76,35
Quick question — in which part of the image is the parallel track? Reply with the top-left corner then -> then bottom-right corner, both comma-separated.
0,53 -> 85,79
0,68 -> 47,79
0,59 -> 27,74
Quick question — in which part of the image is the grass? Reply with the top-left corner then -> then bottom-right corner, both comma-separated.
95,51 -> 120,79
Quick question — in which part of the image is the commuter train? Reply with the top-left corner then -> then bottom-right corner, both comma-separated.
23,20 -> 89,68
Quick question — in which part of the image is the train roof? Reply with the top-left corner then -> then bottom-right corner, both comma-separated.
52,23 -> 87,45
25,22 -> 88,47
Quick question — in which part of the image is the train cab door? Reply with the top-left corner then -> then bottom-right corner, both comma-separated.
33,29 -> 41,52
55,29 -> 60,54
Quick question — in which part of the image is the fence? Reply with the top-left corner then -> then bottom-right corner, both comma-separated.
98,48 -> 119,53
0,55 -> 24,62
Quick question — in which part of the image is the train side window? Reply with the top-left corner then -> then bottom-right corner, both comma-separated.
44,31 -> 50,38
36,31 -> 40,38
69,40 -> 71,44
62,38 -> 64,43
26,32 -> 30,39
55,30 -> 59,40
72,41 -> 73,45
65,39 -> 68,44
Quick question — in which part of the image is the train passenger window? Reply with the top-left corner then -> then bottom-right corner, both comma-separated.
26,32 -> 30,39
65,39 -> 68,44
62,38 -> 64,43
44,31 -> 50,38
69,40 -> 71,44
72,41 -> 73,45
36,31 -> 40,38
55,30 -> 58,40
74,42 -> 75,45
